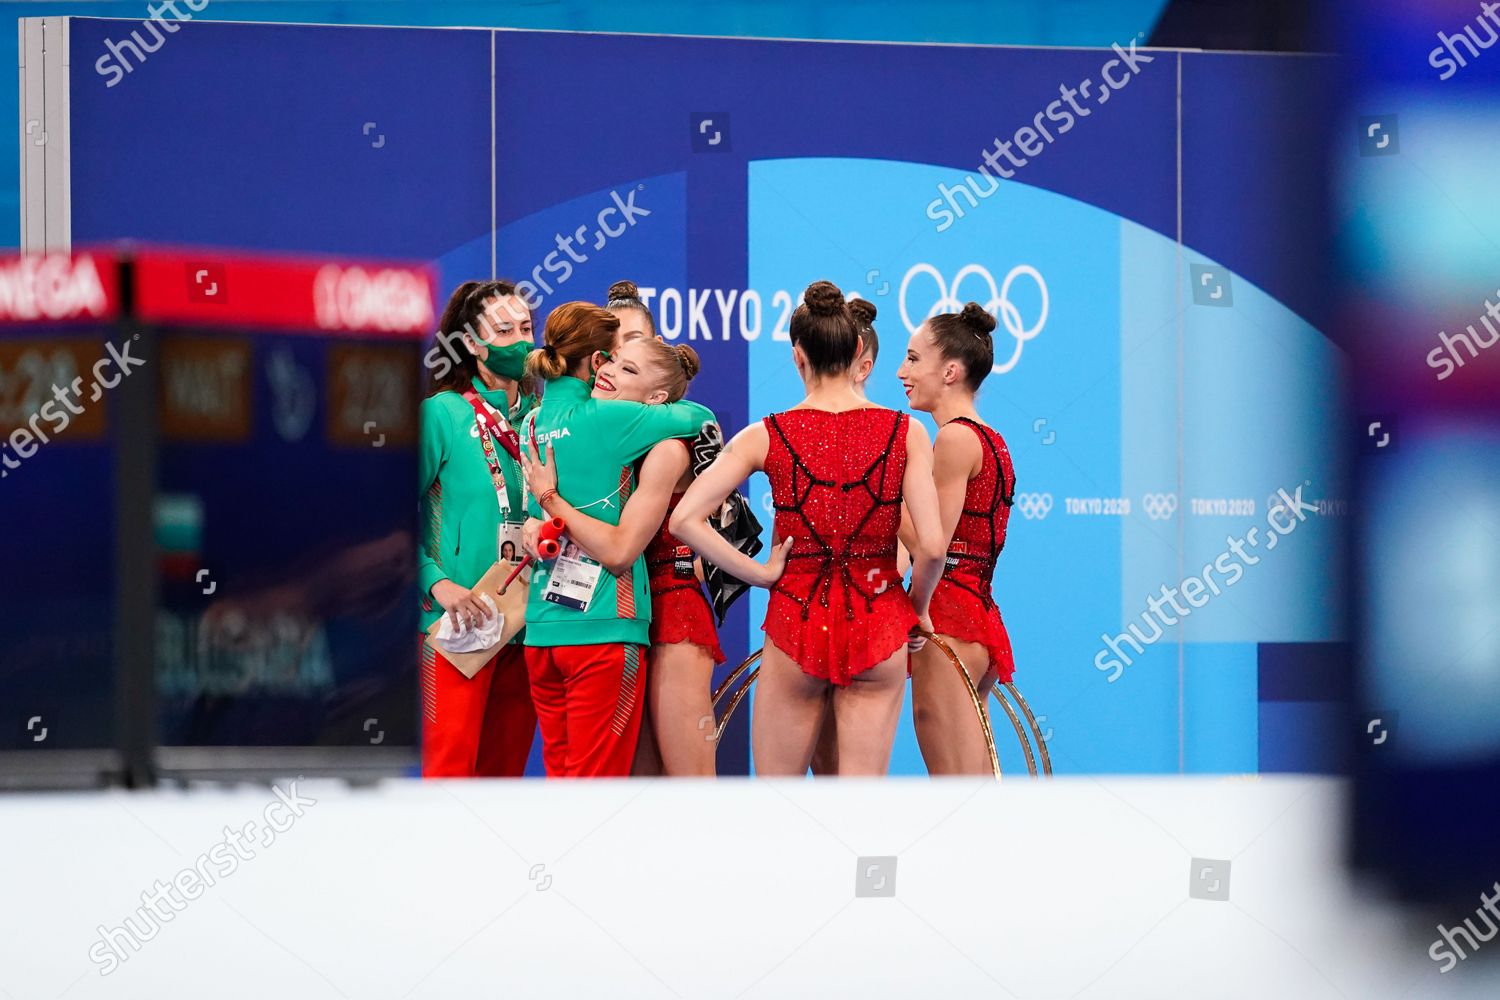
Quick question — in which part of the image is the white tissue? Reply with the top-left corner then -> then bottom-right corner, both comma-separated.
434,594 -> 504,653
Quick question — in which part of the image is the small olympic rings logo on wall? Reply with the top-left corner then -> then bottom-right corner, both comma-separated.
898,263 -> 1049,375
1142,493 -> 1178,521
1013,492 -> 1053,520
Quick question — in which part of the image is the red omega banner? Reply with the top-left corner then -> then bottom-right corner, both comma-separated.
0,252 -> 121,327
131,249 -> 437,338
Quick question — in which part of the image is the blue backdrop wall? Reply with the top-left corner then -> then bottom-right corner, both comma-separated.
2,0 -> 1174,247
57,17 -> 1345,775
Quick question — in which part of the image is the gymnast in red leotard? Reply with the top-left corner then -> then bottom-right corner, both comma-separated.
671,280 -> 946,776
809,296 -> 880,777
897,300 -> 1019,776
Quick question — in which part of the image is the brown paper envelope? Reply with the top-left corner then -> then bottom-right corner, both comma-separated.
424,560 -> 529,679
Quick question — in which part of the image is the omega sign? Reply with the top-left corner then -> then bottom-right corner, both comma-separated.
313,265 -> 433,334
0,255 -> 110,322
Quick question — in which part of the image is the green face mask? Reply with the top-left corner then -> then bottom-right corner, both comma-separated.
480,340 -> 531,380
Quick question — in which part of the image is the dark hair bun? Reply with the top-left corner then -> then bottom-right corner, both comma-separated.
802,280 -> 846,317
958,301 -> 997,338
675,344 -> 701,381
607,279 -> 640,302
848,297 -> 877,327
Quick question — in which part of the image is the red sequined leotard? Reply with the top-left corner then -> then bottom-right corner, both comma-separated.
929,417 -> 1017,682
762,408 -> 917,685
644,492 -> 725,664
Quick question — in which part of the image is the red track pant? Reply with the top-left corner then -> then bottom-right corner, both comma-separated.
421,640 -> 537,777
524,643 -> 645,778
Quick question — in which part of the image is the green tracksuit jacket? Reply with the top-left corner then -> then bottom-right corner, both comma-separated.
418,377 -> 536,634
520,376 -> 714,647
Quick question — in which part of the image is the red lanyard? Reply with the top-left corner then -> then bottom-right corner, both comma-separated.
462,389 -> 523,514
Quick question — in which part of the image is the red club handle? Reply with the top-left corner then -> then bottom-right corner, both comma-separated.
499,558 -> 529,595
537,517 -> 565,559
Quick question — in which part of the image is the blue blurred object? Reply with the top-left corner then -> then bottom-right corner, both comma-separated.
1342,0 -> 1500,903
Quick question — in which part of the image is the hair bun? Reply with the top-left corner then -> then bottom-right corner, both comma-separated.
847,297 -> 877,327
959,301 -> 997,337
607,279 -> 640,302
802,280 -> 846,317
675,344 -> 701,381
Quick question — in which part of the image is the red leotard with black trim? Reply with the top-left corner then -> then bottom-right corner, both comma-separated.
762,408 -> 917,686
644,492 -> 726,664
930,417 -> 1017,683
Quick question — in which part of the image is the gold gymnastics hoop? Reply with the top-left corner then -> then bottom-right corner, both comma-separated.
708,640 -> 1049,779
710,649 -> 762,745
914,629 -> 1003,780
1000,681 -> 1053,776
915,630 -> 1053,778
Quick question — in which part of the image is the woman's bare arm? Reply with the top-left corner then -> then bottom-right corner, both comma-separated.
895,505 -> 915,578
931,422 -> 982,553
670,421 -> 791,587
901,419 -> 948,621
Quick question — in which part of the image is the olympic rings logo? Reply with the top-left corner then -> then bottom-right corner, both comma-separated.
898,264 -> 1049,375
1142,493 -> 1178,521
1013,492 -> 1053,521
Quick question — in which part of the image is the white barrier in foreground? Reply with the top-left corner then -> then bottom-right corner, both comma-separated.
0,777 -> 1492,999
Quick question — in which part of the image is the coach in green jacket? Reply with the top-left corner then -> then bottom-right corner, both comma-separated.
418,280 -> 539,778
519,301 -> 714,777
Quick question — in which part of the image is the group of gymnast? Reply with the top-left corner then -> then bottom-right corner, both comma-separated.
418,276 -> 1016,778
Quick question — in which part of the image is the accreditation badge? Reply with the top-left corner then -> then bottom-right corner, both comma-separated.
498,522 -> 525,564
542,539 -> 603,612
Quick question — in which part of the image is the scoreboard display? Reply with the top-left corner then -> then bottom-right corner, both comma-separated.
0,254 -> 121,769
0,248 -> 432,785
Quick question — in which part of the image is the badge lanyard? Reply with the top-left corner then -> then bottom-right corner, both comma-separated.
462,389 -> 525,517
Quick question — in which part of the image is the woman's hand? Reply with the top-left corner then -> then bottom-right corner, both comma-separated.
754,537 -> 795,588
522,517 -> 546,561
430,579 -> 494,632
522,441 -> 559,508
908,613 -> 934,652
